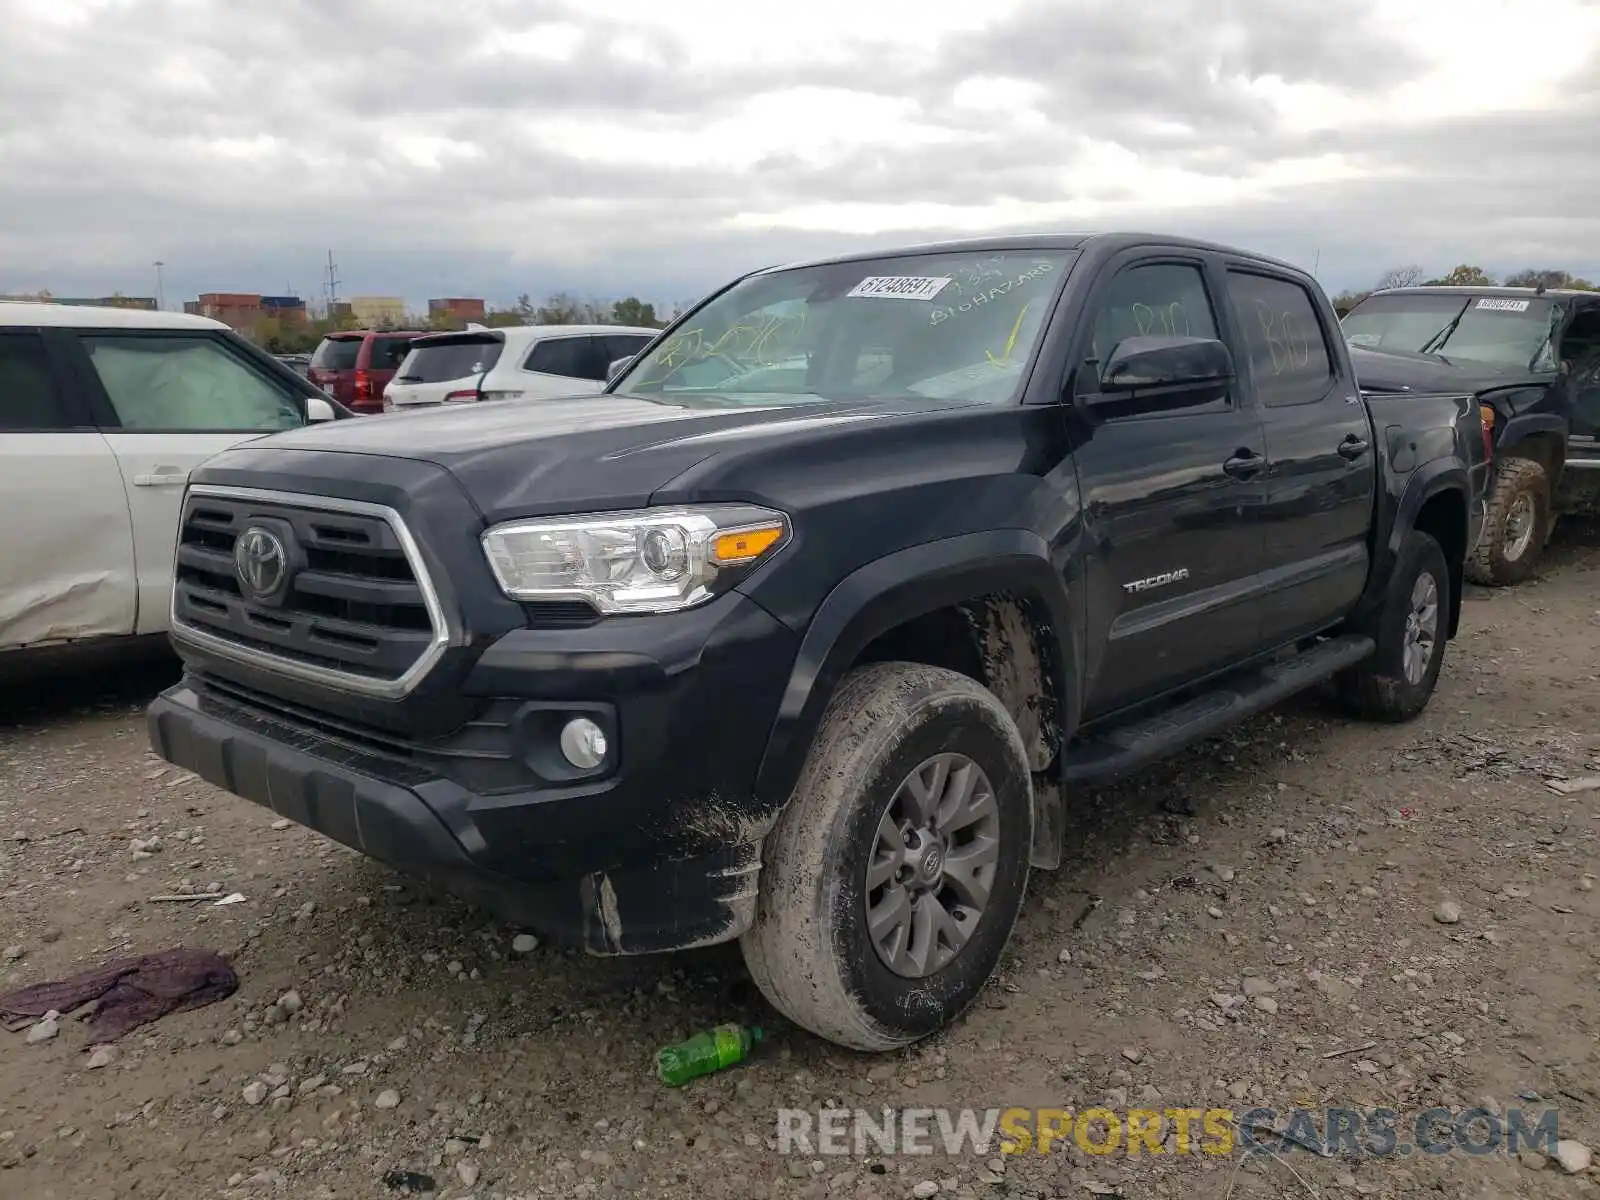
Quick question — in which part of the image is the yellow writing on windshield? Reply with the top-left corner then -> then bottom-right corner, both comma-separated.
985,303 -> 1032,368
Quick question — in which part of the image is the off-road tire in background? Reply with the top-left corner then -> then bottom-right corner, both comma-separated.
1466,456 -> 1551,586
1335,529 -> 1450,723
740,663 -> 1033,1051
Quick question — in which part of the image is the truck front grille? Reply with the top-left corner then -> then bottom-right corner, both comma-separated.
170,486 -> 449,697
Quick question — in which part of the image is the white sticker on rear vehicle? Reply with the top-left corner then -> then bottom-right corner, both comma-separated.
1476,298 -> 1531,312
847,276 -> 953,301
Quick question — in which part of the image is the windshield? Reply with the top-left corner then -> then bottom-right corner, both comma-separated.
613,249 -> 1078,405
1342,293 -> 1562,371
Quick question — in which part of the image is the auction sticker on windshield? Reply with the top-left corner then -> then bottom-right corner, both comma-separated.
847,276 -> 953,301
1476,298 -> 1531,312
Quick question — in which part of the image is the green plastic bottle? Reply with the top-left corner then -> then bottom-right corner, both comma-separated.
657,1023 -> 764,1085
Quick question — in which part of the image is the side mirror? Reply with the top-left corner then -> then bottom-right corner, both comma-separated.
1092,335 -> 1234,399
306,396 -> 336,422
606,355 -> 634,383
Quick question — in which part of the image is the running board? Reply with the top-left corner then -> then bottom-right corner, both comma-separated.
1059,635 -> 1375,786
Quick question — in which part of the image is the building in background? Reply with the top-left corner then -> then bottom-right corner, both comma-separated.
259,295 -> 307,325
194,292 -> 264,331
428,297 -> 486,323
348,296 -> 406,327
2,293 -> 156,310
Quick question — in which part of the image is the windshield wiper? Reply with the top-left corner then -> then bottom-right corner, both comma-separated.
1416,300 -> 1470,356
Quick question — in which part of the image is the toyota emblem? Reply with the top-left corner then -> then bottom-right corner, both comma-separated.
234,527 -> 289,599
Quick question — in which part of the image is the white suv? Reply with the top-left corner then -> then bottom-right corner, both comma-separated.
0,303 -> 337,668
382,324 -> 658,410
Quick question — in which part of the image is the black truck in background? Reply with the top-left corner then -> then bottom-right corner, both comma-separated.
1344,285 -> 1600,584
147,234 -> 1486,1050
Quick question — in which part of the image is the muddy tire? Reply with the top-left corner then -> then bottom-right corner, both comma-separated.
1335,529 -> 1449,723
1465,456 -> 1550,586
740,662 -> 1032,1051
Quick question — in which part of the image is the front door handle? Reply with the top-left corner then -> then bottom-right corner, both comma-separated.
133,471 -> 189,487
1337,435 -> 1370,461
1222,449 -> 1265,479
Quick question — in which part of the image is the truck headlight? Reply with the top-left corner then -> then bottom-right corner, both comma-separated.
481,505 -> 790,614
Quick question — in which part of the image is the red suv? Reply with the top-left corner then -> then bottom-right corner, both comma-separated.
308,330 -> 425,414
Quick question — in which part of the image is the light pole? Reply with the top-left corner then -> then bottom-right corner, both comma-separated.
153,261 -> 165,311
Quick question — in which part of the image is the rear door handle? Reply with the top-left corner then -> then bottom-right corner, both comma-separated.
133,471 -> 189,487
1222,450 -> 1264,479
1337,436 -> 1370,461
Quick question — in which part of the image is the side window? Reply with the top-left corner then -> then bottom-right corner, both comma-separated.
370,337 -> 413,370
0,332 -> 72,431
526,336 -> 595,379
1080,262 -> 1223,408
82,335 -> 304,432
600,334 -> 652,362
1225,271 -> 1335,406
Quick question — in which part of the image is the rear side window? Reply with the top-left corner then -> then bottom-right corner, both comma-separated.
0,332 -> 70,431
1226,271 -> 1335,406
397,338 -> 503,383
526,335 -> 600,379
369,336 -> 414,370
84,335 -> 304,432
310,337 -> 361,370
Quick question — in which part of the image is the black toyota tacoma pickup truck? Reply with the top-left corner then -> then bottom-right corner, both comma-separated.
148,234 -> 1486,1051
1344,285 -> 1600,584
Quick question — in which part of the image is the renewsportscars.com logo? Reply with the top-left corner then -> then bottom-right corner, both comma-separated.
776,1106 -> 1561,1159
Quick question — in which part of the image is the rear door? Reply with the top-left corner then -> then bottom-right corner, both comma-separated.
0,328 -> 138,651
1069,253 -> 1270,717
1222,266 -> 1375,646
522,334 -> 609,396
70,329 -> 308,635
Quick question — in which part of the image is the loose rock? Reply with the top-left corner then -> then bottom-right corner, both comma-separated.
511,933 -> 539,955
374,1089 -> 401,1110
242,1081 -> 268,1106
85,1046 -> 116,1070
1434,900 -> 1462,925
1553,1140 -> 1592,1174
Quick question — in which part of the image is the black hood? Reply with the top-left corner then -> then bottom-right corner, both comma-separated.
258,390 -> 964,520
1348,344 -> 1550,395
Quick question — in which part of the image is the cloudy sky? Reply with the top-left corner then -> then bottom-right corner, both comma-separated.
3,0 -> 1599,313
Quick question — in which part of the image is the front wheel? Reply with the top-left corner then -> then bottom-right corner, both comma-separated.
740,663 -> 1033,1051
1466,456 -> 1550,586
1335,528 -> 1450,723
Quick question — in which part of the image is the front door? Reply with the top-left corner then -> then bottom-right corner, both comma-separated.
1070,257 -> 1269,718
71,330 -> 308,635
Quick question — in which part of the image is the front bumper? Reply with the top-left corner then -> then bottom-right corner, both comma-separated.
149,591 -> 798,954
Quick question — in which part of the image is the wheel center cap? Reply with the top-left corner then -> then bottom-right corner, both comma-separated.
917,843 -> 945,883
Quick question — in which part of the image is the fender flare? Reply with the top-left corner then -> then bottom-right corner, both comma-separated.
1376,462 -> 1469,637
750,530 -> 1079,814
1496,412 -> 1568,475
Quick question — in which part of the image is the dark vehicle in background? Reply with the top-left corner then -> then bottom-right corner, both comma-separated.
274,353 -> 312,378
1344,286 -> 1600,584
307,330 -> 425,415
147,233 -> 1483,1050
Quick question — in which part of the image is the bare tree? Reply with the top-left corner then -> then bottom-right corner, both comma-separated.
1374,265 -> 1425,291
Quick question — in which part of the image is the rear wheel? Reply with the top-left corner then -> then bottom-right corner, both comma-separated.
1336,528 -> 1450,722
1466,456 -> 1550,586
740,663 -> 1033,1050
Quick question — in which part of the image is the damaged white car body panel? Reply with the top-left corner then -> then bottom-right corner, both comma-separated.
1,302 -> 335,658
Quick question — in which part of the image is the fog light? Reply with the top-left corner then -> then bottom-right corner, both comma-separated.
558,718 -> 608,770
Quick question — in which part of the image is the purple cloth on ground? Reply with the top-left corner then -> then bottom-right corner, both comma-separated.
0,947 -> 238,1041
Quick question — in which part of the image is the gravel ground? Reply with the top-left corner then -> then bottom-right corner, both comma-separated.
2,520 -> 1598,1200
